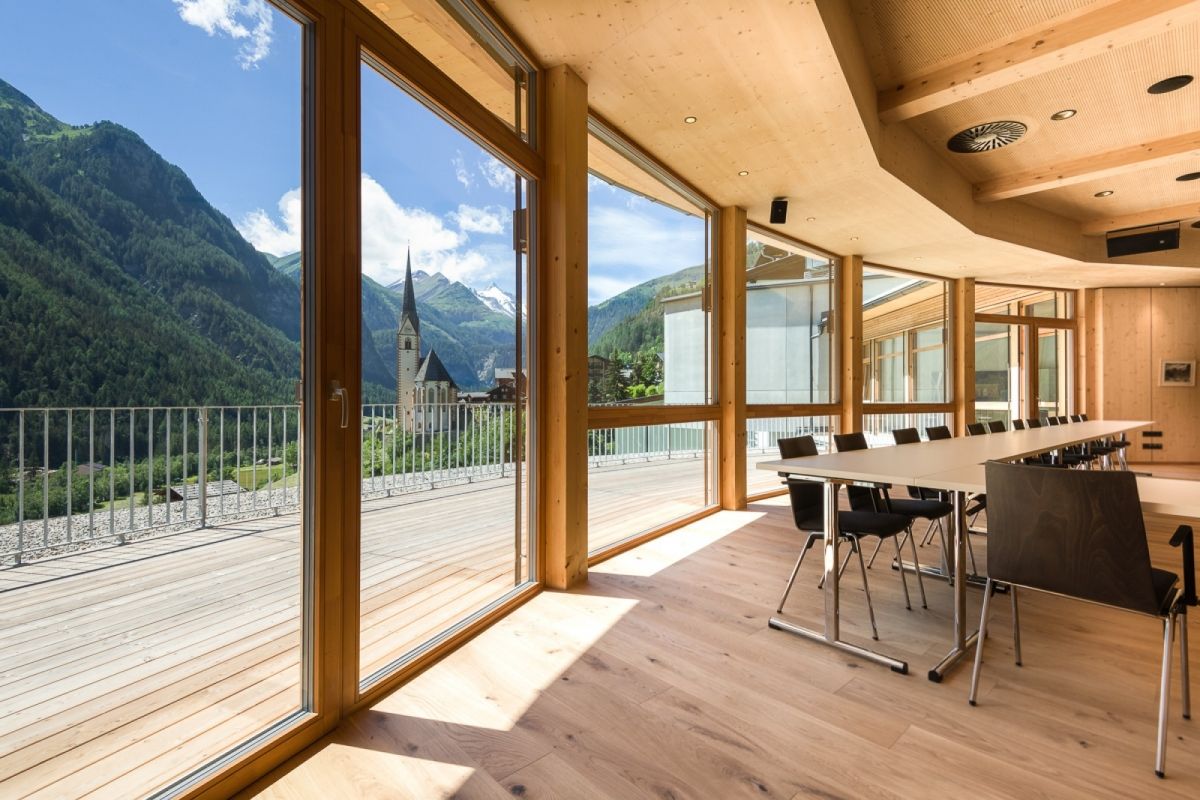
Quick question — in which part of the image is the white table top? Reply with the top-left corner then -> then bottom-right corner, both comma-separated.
756,419 -> 1200,519
756,420 -> 1151,487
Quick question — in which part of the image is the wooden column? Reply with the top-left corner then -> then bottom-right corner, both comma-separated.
953,278 -> 975,435
539,65 -> 589,590
839,255 -> 864,434
718,207 -> 747,509
1076,288 -> 1095,417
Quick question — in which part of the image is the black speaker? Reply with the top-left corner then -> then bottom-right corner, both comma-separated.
1106,226 -> 1180,258
770,198 -> 788,224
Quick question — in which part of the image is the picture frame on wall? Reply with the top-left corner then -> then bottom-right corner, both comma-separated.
1159,359 -> 1196,387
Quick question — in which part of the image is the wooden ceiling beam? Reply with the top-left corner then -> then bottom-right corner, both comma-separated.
974,130 -> 1200,202
1082,202 -> 1200,235
878,0 -> 1200,123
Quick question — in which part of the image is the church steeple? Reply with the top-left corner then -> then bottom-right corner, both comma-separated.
399,246 -> 419,334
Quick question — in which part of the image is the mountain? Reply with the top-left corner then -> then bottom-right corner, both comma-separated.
587,263 -> 705,356
273,254 -> 518,391
474,283 -> 517,318
0,77 -> 305,411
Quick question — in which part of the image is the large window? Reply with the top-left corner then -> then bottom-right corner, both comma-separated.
585,119 -> 715,554
358,58 -> 533,688
862,266 -> 949,404
0,4 -> 308,796
745,231 -> 836,404
746,416 -> 837,495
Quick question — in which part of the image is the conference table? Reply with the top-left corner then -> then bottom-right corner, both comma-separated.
754,420 -> 1196,681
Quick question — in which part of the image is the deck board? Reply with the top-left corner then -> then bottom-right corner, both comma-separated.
0,460 -> 706,799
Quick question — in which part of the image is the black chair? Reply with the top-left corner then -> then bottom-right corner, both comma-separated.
926,425 -> 952,440
1012,419 -> 1026,431
1047,416 -> 1061,426
1057,415 -> 1069,425
1026,418 -> 1042,428
970,461 -> 1196,777
966,422 -> 988,436
776,436 -> 916,638
987,420 -> 1006,433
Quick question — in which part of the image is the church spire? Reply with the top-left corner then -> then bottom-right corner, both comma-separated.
399,245 -> 419,334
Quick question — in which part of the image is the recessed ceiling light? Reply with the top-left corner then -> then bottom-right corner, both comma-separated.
1160,282 -> 1167,286
947,121 -> 1027,153
683,116 -> 697,124
1050,109 -> 1077,121
806,216 -> 816,222
850,236 -> 859,241
737,170 -> 749,176
1177,171 -> 1200,181
915,257 -> 923,260
1094,190 -> 1114,197
1147,75 -> 1193,94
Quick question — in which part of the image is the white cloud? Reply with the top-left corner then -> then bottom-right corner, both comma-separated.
237,187 -> 301,256
451,204 -> 505,235
479,155 -> 516,192
587,201 -> 706,304
238,176 -> 516,291
452,152 -> 472,190
173,0 -> 274,69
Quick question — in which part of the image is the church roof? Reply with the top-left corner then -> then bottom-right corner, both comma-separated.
399,247 -> 419,334
415,348 -> 457,388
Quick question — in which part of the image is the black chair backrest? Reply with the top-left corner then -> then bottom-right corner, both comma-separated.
1012,419 -> 1026,430
892,427 -> 920,445
988,420 -> 1006,433
1070,414 -> 1083,422
984,461 -> 1162,616
966,422 -> 987,436
1057,416 -> 1069,424
1080,414 -> 1089,421
832,432 -> 881,512
1026,418 -> 1042,428
1047,416 -> 1061,426
779,436 -> 823,530
926,425 -> 952,440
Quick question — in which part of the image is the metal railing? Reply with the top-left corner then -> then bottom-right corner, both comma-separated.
0,402 -> 522,564
862,411 -> 952,447
586,422 -> 708,467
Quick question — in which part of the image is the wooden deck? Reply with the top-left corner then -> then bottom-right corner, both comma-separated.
0,459 -> 713,800
248,469 -> 1200,800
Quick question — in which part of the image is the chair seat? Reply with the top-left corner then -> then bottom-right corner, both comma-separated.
1151,568 -> 1180,614
840,510 -> 911,538
886,497 -> 953,520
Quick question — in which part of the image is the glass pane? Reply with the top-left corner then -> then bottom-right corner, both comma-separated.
976,285 -> 1072,318
588,422 -> 714,553
1037,329 -> 1072,418
363,0 -> 534,141
587,127 -> 710,405
863,265 -> 950,403
863,412 -> 953,448
0,4 -> 306,795
746,416 -> 837,495
745,232 -> 836,404
358,60 -> 531,687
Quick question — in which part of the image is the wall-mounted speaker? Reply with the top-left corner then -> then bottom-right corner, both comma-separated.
770,198 -> 788,224
1106,224 -> 1180,258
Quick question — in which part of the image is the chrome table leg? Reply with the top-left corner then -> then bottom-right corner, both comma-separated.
928,490 -> 979,682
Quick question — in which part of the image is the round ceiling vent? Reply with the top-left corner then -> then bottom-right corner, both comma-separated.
947,121 -> 1028,153
1148,75 -> 1193,94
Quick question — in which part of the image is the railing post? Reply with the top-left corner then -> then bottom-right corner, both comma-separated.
198,407 -> 208,529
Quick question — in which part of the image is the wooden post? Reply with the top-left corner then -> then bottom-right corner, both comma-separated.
539,64 -> 589,590
839,255 -> 864,434
953,278 -> 975,435
718,207 -> 747,510
1076,288 -> 1095,417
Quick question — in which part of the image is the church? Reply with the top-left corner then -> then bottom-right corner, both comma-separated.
395,249 -> 458,434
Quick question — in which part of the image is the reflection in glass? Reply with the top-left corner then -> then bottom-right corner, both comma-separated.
862,266 -> 949,404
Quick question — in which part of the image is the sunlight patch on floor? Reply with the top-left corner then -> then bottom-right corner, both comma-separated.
590,509 -> 766,577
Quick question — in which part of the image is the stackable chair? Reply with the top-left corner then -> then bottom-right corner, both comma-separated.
1012,419 -> 1026,431
970,461 -> 1196,777
775,435 -> 916,638
926,425 -> 952,440
966,422 -> 988,436
987,420 -> 1007,433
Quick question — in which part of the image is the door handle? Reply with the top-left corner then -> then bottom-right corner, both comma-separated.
330,381 -> 348,429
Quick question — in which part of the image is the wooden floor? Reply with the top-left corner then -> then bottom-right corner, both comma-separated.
0,460 -> 711,800
247,465 -> 1199,800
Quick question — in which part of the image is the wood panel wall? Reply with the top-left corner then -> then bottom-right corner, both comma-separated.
1094,287 -> 1200,462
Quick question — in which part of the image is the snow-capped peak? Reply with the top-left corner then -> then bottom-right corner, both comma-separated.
474,283 -> 518,318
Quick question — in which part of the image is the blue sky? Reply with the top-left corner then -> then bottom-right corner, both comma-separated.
0,0 -> 704,303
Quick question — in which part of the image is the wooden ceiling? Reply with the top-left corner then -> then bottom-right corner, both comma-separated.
378,0 -> 1200,287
